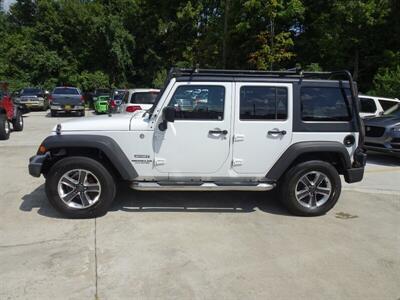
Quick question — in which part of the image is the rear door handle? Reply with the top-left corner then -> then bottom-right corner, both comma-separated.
268,130 -> 287,136
209,130 -> 228,135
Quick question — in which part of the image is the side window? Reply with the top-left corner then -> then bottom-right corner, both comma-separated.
240,86 -> 288,120
379,99 -> 397,111
301,87 -> 352,121
168,85 -> 225,120
360,98 -> 377,113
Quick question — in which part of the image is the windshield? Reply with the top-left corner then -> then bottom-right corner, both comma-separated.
112,90 -> 126,100
21,88 -> 42,96
53,88 -> 79,95
95,89 -> 109,96
384,103 -> 400,117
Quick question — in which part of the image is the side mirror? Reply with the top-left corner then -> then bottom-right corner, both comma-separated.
158,106 -> 175,131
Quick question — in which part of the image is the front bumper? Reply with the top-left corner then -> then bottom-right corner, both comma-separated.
364,126 -> 400,153
28,153 -> 49,177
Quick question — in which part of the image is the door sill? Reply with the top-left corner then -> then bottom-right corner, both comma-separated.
130,181 -> 275,191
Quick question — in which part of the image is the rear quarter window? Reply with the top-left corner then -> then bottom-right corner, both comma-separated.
379,99 -> 398,111
301,87 -> 352,121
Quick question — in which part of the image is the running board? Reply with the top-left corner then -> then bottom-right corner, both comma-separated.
130,182 -> 275,191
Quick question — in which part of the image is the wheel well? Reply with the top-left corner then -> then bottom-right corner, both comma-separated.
43,147 -> 123,180
290,152 -> 348,175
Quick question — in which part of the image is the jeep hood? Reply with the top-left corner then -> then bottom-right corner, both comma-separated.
363,115 -> 400,127
54,111 -> 151,132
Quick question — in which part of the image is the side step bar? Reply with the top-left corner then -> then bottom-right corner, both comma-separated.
130,182 -> 275,191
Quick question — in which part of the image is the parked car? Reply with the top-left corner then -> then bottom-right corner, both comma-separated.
109,89 -> 127,113
14,87 -> 49,111
49,87 -> 85,117
363,103 -> 400,154
0,82 -> 24,140
359,95 -> 400,118
121,88 -> 160,113
28,68 -> 366,218
94,95 -> 110,114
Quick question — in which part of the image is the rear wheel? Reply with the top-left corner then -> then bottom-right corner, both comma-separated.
79,110 -> 85,117
0,114 -> 10,140
12,109 -> 24,131
280,160 -> 341,216
45,156 -> 116,218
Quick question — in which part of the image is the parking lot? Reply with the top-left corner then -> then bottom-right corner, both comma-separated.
0,111 -> 399,299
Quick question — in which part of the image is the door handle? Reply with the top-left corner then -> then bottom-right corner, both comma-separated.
268,130 -> 287,136
209,129 -> 228,135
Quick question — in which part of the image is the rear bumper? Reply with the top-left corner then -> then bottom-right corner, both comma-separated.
344,148 -> 367,183
28,153 -> 49,177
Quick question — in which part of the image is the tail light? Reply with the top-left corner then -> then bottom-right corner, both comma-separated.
110,100 -> 116,108
126,105 -> 141,113
48,95 -> 53,103
80,95 -> 85,103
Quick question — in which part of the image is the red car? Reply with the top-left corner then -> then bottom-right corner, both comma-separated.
0,82 -> 24,140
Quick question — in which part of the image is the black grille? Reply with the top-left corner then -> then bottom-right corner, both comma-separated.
365,126 -> 385,137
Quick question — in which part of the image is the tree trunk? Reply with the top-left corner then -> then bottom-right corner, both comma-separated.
222,0 -> 230,69
353,49 -> 359,81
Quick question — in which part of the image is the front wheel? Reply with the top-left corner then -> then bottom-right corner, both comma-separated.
45,156 -> 116,218
280,160 -> 341,216
0,114 -> 10,140
12,109 -> 24,131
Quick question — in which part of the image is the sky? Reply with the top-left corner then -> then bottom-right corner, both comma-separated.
3,0 -> 16,11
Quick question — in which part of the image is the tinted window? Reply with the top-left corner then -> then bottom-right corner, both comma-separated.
379,99 -> 397,111
168,85 -> 225,120
53,88 -> 79,95
21,88 -> 42,96
240,86 -> 288,120
360,98 -> 377,113
130,92 -> 159,104
301,87 -> 351,121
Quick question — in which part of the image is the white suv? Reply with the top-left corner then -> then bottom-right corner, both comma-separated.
359,95 -> 400,118
29,68 -> 366,218
121,88 -> 160,113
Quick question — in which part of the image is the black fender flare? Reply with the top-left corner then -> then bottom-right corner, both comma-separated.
266,141 -> 351,181
41,134 -> 138,180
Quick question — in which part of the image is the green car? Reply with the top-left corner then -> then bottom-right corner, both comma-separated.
94,95 -> 110,114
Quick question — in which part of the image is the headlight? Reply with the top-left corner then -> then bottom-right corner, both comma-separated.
393,126 -> 400,132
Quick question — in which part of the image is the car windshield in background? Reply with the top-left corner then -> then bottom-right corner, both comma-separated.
21,88 -> 42,96
96,89 -> 109,96
131,92 -> 159,104
53,88 -> 79,95
113,91 -> 126,100
384,103 -> 400,117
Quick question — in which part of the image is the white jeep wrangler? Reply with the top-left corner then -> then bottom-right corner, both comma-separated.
29,68 -> 366,218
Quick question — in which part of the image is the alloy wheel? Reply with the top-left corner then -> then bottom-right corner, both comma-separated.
57,169 -> 101,209
295,171 -> 332,209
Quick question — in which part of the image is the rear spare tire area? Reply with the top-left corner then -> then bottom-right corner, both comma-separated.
45,156 -> 116,218
280,160 -> 341,216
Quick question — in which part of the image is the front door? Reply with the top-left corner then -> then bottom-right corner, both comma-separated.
232,82 -> 293,175
153,82 -> 232,174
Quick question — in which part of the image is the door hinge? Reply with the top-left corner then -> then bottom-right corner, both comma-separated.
232,158 -> 243,166
155,158 -> 166,166
234,134 -> 245,142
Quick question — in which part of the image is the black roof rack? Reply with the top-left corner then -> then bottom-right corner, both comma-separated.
168,67 -> 353,80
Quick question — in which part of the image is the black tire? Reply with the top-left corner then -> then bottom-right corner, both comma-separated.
12,109 -> 24,131
280,160 -> 341,216
50,110 -> 57,117
0,114 -> 10,140
80,110 -> 85,117
45,156 -> 116,218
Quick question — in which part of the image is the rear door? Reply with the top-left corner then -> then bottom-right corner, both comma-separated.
232,82 -> 293,174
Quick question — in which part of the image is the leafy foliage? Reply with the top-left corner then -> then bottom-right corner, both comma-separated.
0,0 -> 399,98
